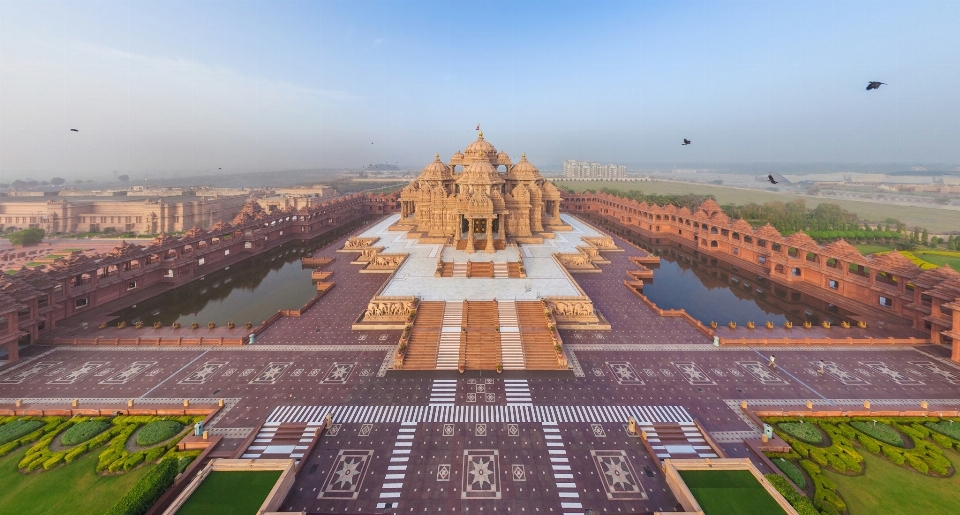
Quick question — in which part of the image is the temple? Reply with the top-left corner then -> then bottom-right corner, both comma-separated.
396,132 -> 567,251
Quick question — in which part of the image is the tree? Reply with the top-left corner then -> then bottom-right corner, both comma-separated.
7,228 -> 45,245
50,177 -> 65,186
922,229 -> 930,247
117,174 -> 130,182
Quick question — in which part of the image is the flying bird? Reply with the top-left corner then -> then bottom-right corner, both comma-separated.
682,139 -> 691,145
866,81 -> 886,90
767,174 -> 778,184
70,129 -> 79,132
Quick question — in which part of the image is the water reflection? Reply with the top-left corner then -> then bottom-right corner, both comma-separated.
591,218 -> 855,326
112,216 -> 375,326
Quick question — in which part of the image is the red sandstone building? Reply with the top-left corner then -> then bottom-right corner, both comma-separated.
0,194 -> 398,362
562,192 -> 960,353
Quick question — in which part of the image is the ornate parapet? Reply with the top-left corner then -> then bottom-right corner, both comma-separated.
338,236 -> 380,252
577,245 -> 610,264
361,252 -> 408,273
365,296 -> 417,320
545,296 -> 609,330
554,251 -> 600,273
581,235 -> 621,252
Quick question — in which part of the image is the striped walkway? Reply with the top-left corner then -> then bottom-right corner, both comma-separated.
429,379 -> 457,405
503,379 -> 533,406
376,421 -> 416,505
266,404 -> 693,424
543,421 -> 584,515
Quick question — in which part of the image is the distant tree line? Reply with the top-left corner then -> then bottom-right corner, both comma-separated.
559,185 -> 954,250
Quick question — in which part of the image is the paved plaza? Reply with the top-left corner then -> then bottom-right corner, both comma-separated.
3,214 -> 959,515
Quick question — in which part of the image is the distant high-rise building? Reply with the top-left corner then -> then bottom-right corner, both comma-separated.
563,160 -> 626,179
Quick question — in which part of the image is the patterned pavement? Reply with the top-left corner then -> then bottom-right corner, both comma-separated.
4,216 -> 960,515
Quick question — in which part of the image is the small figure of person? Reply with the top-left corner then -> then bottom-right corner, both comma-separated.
768,354 -> 776,369
817,360 -> 825,377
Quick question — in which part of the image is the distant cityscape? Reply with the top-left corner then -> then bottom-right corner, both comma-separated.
562,160 -> 627,180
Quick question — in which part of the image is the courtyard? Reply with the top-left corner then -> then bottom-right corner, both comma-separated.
2,212 -> 958,515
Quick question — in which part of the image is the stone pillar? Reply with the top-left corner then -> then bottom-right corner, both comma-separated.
485,217 -> 495,253
498,214 -> 505,240
466,218 -> 475,254
454,215 -> 461,242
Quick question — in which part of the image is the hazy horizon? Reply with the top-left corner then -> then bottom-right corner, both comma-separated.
2,0 -> 959,181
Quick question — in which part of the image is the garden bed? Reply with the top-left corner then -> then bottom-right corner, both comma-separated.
778,421 -> 826,445
127,420 -> 188,452
0,446 -> 154,515
823,450 -> 960,515
677,469 -> 789,515
763,415 -> 960,515
849,420 -> 907,448
173,470 -> 283,515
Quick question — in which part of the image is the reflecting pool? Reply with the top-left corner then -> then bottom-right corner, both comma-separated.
591,218 -> 856,326
112,216 -> 374,326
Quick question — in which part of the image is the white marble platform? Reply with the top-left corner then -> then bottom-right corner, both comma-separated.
355,214 -> 606,301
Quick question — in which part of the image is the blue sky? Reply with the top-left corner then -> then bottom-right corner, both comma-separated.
1,0 -> 958,178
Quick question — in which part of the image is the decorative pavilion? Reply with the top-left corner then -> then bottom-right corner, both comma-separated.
397,132 -> 566,252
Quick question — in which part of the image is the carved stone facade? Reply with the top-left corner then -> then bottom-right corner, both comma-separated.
340,237 -> 380,251
363,297 -> 418,322
397,132 -> 567,252
545,296 -> 601,324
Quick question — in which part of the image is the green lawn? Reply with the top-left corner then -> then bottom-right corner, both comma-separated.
913,252 -> 960,271
174,470 -> 282,515
0,447 -> 154,515
854,244 -> 897,256
556,180 -> 960,232
824,449 -> 960,515
678,469 -> 788,515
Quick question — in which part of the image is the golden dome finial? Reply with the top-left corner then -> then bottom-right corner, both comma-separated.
435,152 -> 440,158
478,130 -> 484,139
522,153 -> 526,158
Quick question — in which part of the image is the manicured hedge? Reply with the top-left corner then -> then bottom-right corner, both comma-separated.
104,457 -> 178,515
850,420 -> 904,447
0,420 -> 44,445
61,420 -> 111,446
778,422 -> 822,444
765,473 -> 820,515
136,421 -> 183,447
926,420 -> 960,440
772,458 -> 806,488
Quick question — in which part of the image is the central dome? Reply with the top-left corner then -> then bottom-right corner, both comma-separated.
464,131 -> 497,160
456,160 -> 503,185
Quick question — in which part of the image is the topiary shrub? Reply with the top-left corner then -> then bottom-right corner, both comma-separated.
856,432 -> 882,453
779,422 -> 823,444
136,421 -> 183,446
882,445 -> 906,465
104,457 -> 178,515
61,420 -> 111,446
765,474 -> 819,515
772,458 -> 806,488
851,420 -> 905,447
0,420 -> 44,445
